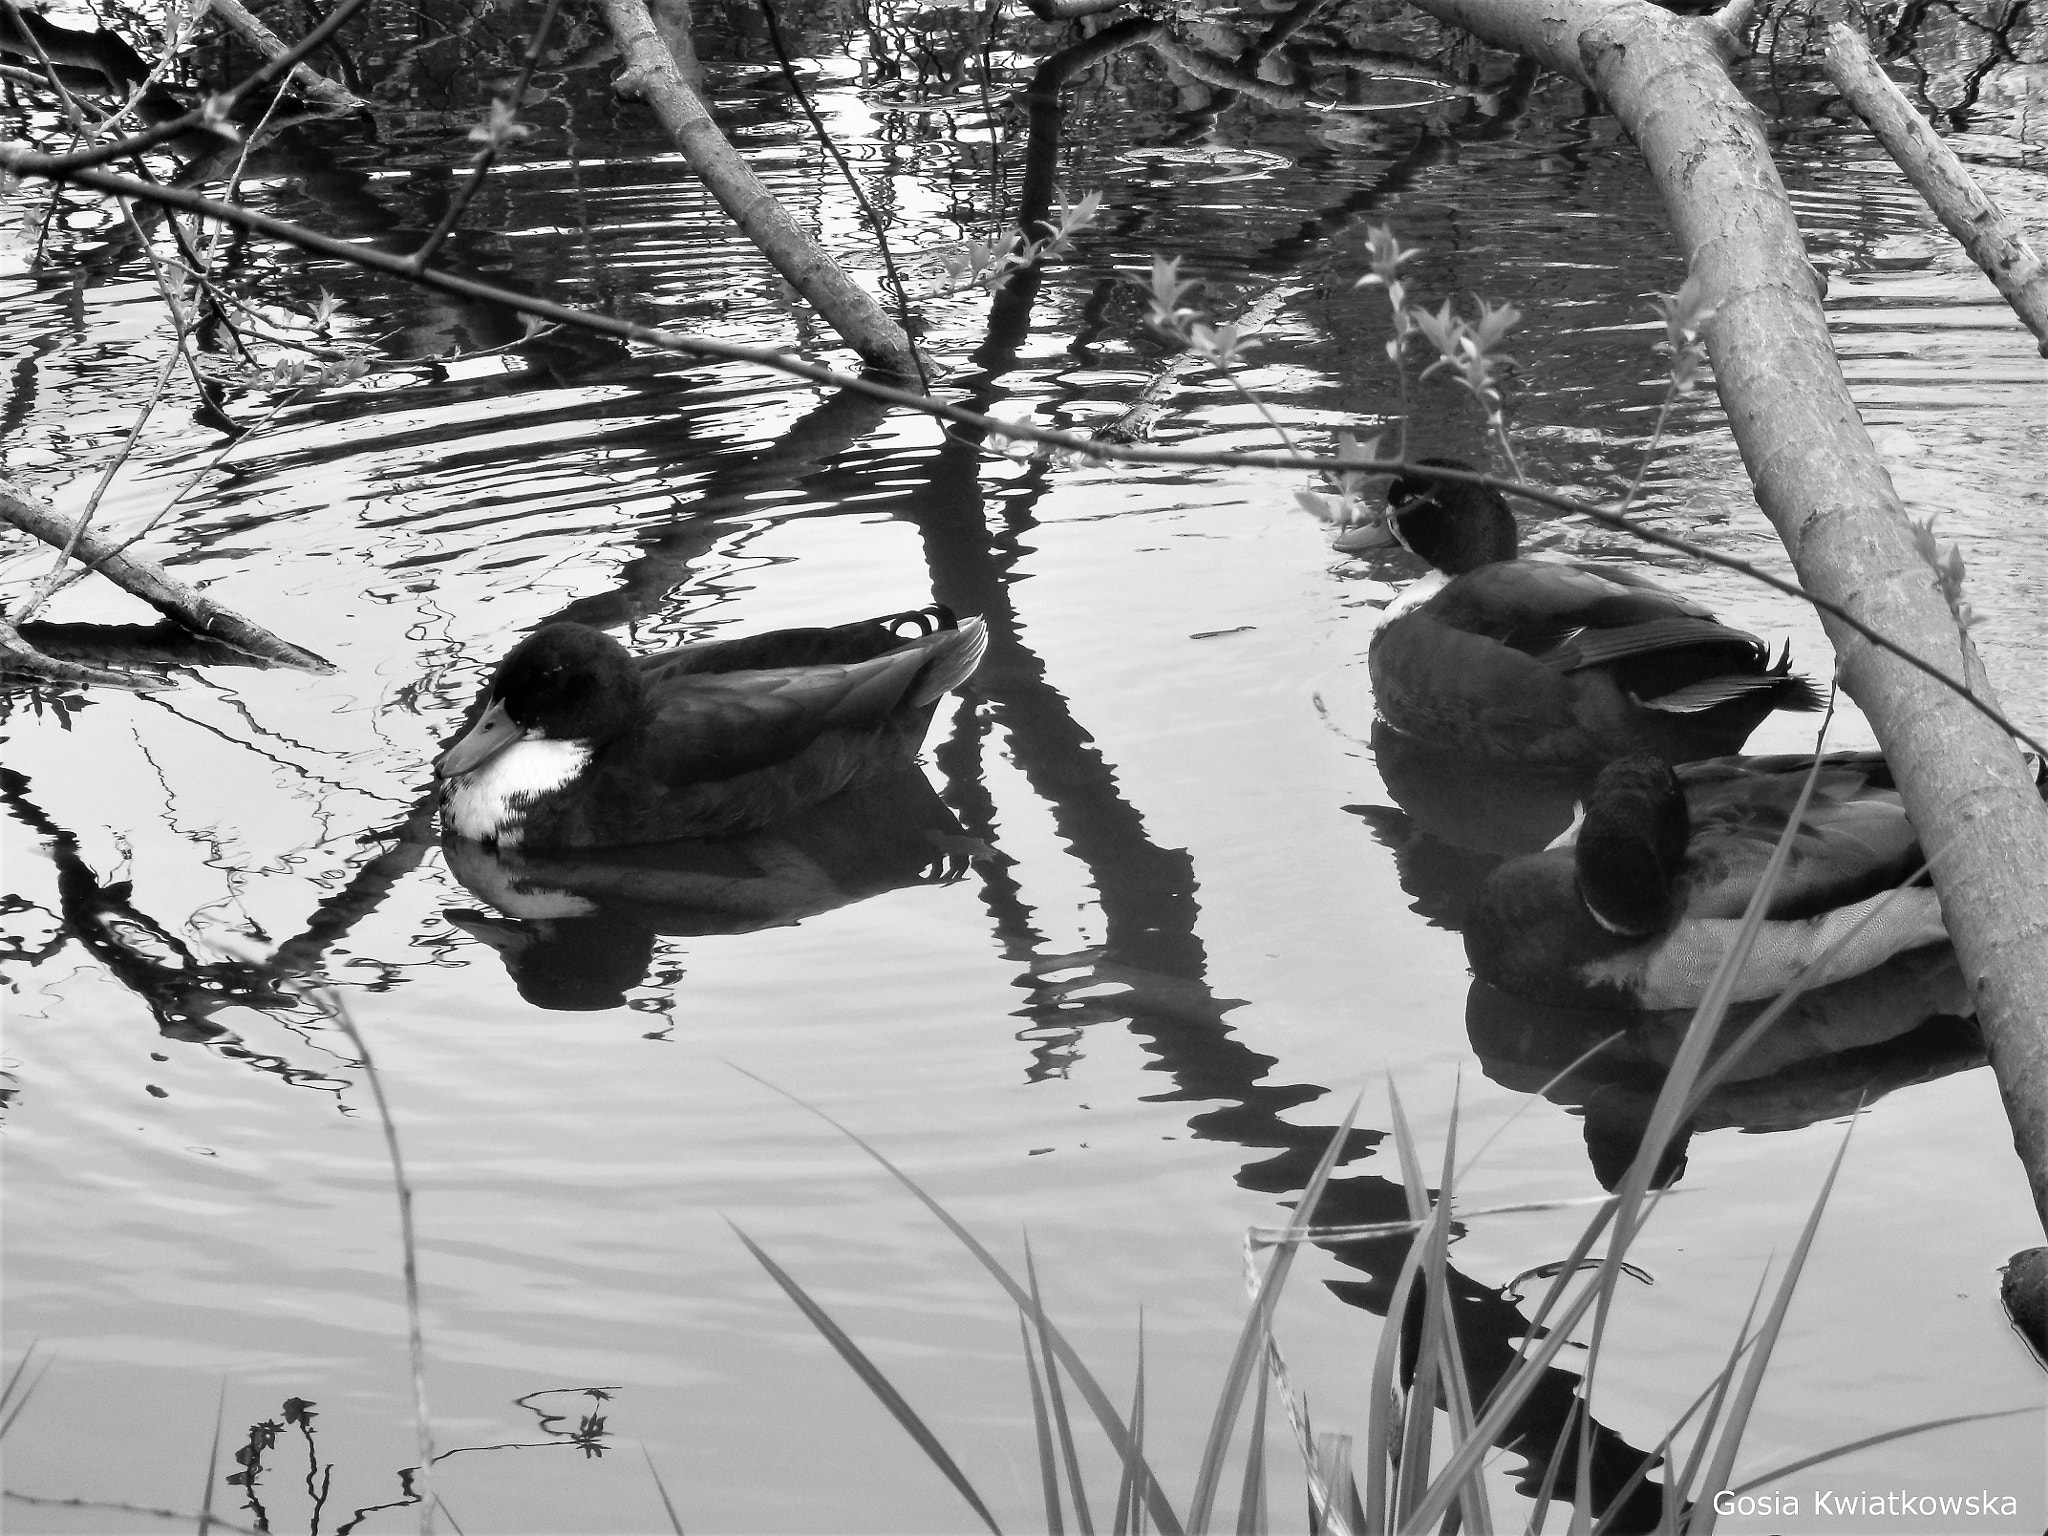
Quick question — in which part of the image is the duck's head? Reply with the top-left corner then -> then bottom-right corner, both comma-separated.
1572,755 -> 1690,937
1349,459 -> 1518,574
436,623 -> 642,783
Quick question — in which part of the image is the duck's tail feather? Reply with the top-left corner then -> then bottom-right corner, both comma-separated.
1766,640 -> 1828,711
910,615 -> 988,707
1639,643 -> 1824,715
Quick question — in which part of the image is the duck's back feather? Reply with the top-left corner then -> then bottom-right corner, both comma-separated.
626,627 -> 984,785
638,610 -> 950,679
1463,751 -> 1948,1008
1675,755 -> 1924,919
1423,562 -> 1723,645
1371,560 -> 1814,767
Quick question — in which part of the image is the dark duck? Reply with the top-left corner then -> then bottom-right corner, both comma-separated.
435,606 -> 987,849
1464,751 -> 1953,1010
1348,462 -> 1823,771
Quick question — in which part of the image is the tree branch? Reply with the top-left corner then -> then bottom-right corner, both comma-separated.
1822,21 -> 2048,355
1,473 -> 333,671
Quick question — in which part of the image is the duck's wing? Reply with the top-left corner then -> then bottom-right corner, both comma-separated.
628,620 -> 985,782
1434,563 -> 1765,668
1678,755 -> 1926,919
640,607 -> 960,680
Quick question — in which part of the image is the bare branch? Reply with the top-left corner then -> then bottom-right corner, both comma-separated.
1,473 -> 332,671
206,0 -> 361,110
25,0 -> 372,172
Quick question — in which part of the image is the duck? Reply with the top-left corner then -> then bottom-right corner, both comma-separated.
1463,751 -> 1954,1010
1346,461 -> 1823,771
435,605 -> 987,849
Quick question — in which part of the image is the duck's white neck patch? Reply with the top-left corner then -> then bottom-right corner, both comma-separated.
441,738 -> 591,847
1376,568 -> 1450,628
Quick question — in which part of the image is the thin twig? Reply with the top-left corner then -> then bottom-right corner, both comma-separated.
1,3 -> 87,130
9,341 -> 182,625
2,1490 -> 260,1532
315,988 -> 436,1536
755,0 -> 930,391
408,0 -> 565,270
25,0 -> 373,172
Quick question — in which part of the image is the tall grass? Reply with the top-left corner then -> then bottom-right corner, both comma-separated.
731,748 -> 2027,1534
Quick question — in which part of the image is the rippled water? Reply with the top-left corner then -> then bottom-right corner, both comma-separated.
4,4 -> 2045,1531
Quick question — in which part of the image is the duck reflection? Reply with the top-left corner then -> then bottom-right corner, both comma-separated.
1467,947 -> 1983,1188
443,770 -> 981,1010
1348,720 -> 1588,929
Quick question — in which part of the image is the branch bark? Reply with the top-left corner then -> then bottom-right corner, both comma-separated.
1822,22 -> 2048,355
1,474 -> 334,673
596,0 -> 922,380
206,0 -> 363,110
1404,0 -> 2048,1232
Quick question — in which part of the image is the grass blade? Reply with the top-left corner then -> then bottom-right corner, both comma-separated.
1429,1096 -> 1491,1536
1396,1216 -> 1445,1526
1688,1117 -> 1854,1533
1387,1086 -> 1445,1528
1524,1397 -> 1576,1536
1114,1324 -> 1150,1536
727,1219 -> 1003,1536
198,1379 -> 227,1536
1019,1311 -> 1066,1536
0,1344 -> 51,1443
1234,1351 -> 1270,1536
732,1066 -> 1181,1535
1671,1274 -> 1771,1510
642,1445 -> 686,1535
320,988 -> 435,1530
1363,1107 -> 1437,1536
1726,1405 -> 2040,1492
1186,1095 -> 1362,1534
1568,1398 -> 1594,1536
1029,1237 -> 1096,1536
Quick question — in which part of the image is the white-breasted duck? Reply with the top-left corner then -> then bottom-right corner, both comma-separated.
436,605 -> 986,849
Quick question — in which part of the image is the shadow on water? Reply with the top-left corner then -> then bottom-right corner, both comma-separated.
444,768 -> 979,1011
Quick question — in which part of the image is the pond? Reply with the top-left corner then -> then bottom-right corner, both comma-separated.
3,0 -> 2045,1530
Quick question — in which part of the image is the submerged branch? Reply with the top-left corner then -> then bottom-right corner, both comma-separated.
0,474 -> 333,673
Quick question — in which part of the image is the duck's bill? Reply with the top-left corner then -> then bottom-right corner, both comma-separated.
1333,516 -> 1400,555
435,699 -> 528,779
444,909 -> 539,957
